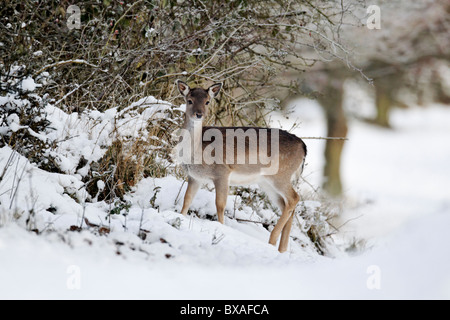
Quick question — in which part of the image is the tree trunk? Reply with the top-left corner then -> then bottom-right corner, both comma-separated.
318,82 -> 348,197
433,69 -> 450,104
366,60 -> 403,128
374,80 -> 393,128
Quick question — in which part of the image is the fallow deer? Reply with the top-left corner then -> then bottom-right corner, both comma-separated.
175,80 -> 307,253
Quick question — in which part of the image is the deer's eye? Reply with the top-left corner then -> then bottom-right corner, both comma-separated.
205,101 -> 210,105
188,100 -> 193,105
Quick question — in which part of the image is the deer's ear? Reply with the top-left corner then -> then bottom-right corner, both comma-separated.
176,80 -> 190,97
208,83 -> 222,99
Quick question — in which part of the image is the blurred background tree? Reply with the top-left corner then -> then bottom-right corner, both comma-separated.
354,0 -> 450,128
272,0 -> 450,196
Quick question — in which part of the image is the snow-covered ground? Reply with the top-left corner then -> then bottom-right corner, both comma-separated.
2,208 -> 449,299
1,83 -> 450,299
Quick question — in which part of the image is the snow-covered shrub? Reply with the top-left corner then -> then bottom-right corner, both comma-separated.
295,197 -> 338,255
0,74 -> 57,171
84,98 -> 184,201
232,186 -> 339,256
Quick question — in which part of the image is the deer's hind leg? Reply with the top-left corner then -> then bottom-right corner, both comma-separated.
213,174 -> 230,224
279,210 -> 295,253
262,177 -> 299,253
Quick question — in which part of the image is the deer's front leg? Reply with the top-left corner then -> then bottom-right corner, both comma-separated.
181,177 -> 200,216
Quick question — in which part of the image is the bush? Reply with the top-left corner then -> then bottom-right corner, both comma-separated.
0,72 -> 58,171
1,0 -> 349,120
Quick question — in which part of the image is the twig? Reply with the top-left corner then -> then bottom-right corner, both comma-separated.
79,187 -> 88,229
304,0 -> 335,25
34,59 -> 102,76
54,84 -> 80,106
0,148 -> 18,184
300,176 -> 321,195
101,0 -> 144,56
332,214 -> 364,232
235,218 -> 272,227
300,136 -> 348,140
174,180 -> 186,206
191,25 -> 243,76
9,159 -> 27,210
138,207 -> 145,235
141,72 -> 190,87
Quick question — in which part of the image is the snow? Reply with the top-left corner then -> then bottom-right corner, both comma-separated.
43,96 -> 171,176
20,77 -> 38,92
1,80 -> 450,299
1,209 -> 449,299
340,106 -> 450,239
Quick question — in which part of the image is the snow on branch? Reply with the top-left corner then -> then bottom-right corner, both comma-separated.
34,60 -> 104,76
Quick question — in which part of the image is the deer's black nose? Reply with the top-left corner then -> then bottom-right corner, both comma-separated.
195,112 -> 203,119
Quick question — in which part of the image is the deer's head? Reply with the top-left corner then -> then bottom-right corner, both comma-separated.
176,80 -> 222,124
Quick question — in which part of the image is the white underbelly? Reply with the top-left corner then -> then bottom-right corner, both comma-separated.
229,171 -> 262,186
186,168 -> 212,183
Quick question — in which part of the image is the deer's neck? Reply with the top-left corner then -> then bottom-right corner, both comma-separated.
183,116 -> 204,147
183,116 -> 203,132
